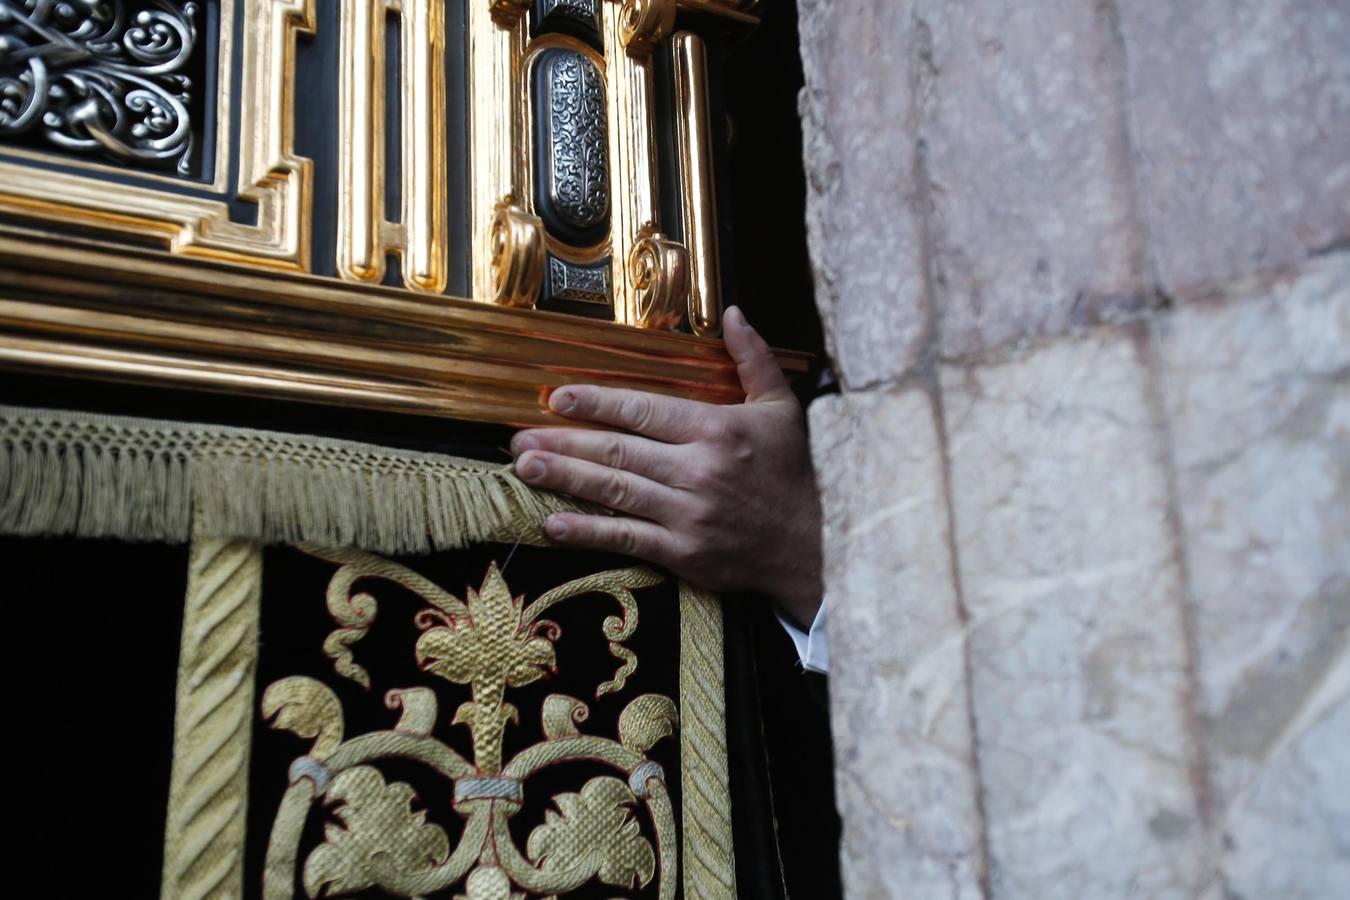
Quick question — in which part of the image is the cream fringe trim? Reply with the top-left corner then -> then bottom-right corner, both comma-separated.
0,405 -> 593,553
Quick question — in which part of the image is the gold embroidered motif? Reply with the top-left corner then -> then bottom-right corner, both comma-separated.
303,766 -> 452,897
262,547 -> 682,897
526,776 -> 657,889
160,537 -> 736,899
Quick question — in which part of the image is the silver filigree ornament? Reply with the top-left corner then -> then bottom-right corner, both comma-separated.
0,0 -> 199,175
549,255 -> 610,305
541,0 -> 598,29
542,48 -> 609,232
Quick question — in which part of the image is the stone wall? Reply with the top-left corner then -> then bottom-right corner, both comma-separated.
795,1 -> 1348,897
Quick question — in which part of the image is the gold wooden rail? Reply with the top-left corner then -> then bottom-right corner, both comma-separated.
0,226 -> 808,427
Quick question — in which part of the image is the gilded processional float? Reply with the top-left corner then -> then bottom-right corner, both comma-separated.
0,1 -> 815,897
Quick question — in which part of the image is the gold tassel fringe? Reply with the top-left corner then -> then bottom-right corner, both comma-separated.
0,405 -> 591,553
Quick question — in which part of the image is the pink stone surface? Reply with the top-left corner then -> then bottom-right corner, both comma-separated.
941,331 -> 1210,899
1155,253 -> 1350,898
918,0 -> 1153,359
797,0 -> 930,388
1119,0 -> 1350,295
810,387 -> 985,899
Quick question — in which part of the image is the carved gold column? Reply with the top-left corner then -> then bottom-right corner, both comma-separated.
606,0 -> 685,328
672,32 -> 723,336
401,0 -> 449,292
469,1 -> 542,306
338,0 -> 448,292
337,0 -> 388,285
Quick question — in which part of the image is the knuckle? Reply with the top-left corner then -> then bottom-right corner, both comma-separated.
603,437 -> 627,470
601,472 -> 631,509
730,437 -> 755,465
677,534 -> 714,570
702,417 -> 754,462
614,521 -> 642,556
699,417 -> 731,445
702,414 -> 743,445
686,498 -> 719,530
623,394 -> 655,433
724,416 -> 752,445
686,459 -> 717,490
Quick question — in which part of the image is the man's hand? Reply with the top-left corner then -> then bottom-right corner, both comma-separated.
511,306 -> 823,627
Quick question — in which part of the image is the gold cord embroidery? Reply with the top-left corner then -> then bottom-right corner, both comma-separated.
262,548 -> 681,897
160,538 -> 736,899
160,538 -> 264,900
680,581 -> 736,898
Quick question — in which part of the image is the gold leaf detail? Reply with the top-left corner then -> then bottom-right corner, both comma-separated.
386,687 -> 438,735
303,766 -> 450,897
323,628 -> 373,689
618,694 -> 678,754
526,777 -> 657,890
597,643 -> 637,698
261,676 -> 345,760
302,544 -> 470,689
542,694 -> 590,739
452,700 -> 520,733
416,563 -> 556,689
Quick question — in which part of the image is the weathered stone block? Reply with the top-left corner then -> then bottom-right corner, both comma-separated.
1119,0 -> 1350,295
918,0 -> 1152,359
941,331 -> 1209,899
797,0 -> 930,388
1155,253 -> 1350,897
809,387 -> 984,899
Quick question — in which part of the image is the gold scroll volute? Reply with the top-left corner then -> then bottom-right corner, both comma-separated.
491,202 -> 547,307
619,0 -> 678,54
629,230 -> 688,330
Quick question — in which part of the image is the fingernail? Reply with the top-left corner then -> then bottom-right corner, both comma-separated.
545,515 -> 568,539
510,433 -> 538,456
549,390 -> 576,415
516,455 -> 545,482
724,305 -> 745,329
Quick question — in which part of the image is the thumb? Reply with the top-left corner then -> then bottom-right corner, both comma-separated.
723,306 -> 792,403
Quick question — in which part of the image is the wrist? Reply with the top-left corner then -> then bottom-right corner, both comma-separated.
763,480 -> 823,626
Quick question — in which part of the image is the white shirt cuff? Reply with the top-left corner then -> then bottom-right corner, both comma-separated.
775,603 -> 829,674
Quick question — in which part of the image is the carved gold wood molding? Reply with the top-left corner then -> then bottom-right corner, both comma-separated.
2,0 -> 754,334
0,226 -> 809,426
672,31 -> 723,337
0,0 -> 316,270
339,0 -> 449,292
469,0 -> 532,305
604,0 -> 701,331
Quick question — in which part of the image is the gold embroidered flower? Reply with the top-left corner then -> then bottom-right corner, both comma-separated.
415,563 -> 557,688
